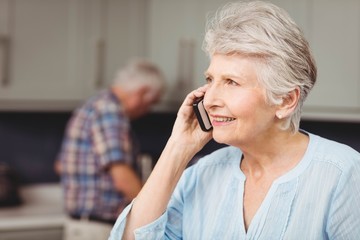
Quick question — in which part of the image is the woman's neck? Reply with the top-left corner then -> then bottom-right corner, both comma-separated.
240,131 -> 309,179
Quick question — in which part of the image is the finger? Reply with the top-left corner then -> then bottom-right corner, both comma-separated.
182,85 -> 209,107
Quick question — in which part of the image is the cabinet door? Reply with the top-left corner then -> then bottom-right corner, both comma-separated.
303,0 -> 360,119
0,0 -> 85,110
146,0 -> 201,108
82,0 -> 147,99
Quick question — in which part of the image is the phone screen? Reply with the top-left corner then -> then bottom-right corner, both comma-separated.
193,98 -> 213,132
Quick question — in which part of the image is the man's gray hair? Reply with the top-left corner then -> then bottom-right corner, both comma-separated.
113,58 -> 165,93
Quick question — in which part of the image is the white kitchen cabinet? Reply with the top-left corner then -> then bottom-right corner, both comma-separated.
0,0 -> 89,111
0,0 -> 148,111
146,0 -> 199,109
147,0 -> 235,110
147,0 -> 219,109
82,0 -> 148,99
302,0 -> 360,121
1,0 -> 359,118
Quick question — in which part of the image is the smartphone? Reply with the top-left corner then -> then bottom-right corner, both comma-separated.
193,97 -> 213,132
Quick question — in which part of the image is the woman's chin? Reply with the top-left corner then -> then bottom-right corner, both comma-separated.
212,131 -> 230,145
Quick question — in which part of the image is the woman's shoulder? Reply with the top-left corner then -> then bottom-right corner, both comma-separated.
310,133 -> 360,171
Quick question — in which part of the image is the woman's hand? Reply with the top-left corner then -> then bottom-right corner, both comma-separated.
170,85 -> 213,153
121,85 -> 213,240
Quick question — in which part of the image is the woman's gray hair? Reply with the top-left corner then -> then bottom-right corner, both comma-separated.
113,58 -> 165,94
203,1 -> 317,133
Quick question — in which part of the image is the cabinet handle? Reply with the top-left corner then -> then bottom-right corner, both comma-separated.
0,35 -> 10,87
176,38 -> 195,93
95,0 -> 108,89
95,39 -> 106,88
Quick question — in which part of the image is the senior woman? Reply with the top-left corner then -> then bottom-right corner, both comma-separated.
109,1 -> 360,239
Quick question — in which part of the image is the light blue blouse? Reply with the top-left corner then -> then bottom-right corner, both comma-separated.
109,133 -> 360,239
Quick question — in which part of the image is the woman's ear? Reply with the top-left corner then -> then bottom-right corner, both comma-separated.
275,87 -> 300,119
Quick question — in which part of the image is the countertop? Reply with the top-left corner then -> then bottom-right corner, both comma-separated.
0,183 -> 66,231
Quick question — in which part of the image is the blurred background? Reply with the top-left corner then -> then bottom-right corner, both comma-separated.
0,0 -> 359,239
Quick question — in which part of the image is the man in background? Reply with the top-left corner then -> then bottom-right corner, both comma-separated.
57,59 -> 165,240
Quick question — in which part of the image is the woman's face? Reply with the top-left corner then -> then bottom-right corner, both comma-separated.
204,53 -> 278,147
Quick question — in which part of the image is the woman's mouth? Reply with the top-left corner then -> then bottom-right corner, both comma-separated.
213,117 -> 236,122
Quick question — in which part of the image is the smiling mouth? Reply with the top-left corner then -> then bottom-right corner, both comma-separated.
213,117 -> 236,122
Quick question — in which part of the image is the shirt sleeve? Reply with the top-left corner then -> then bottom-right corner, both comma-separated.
108,168 -> 193,240
326,153 -> 360,239
108,200 -> 168,240
92,102 -> 132,168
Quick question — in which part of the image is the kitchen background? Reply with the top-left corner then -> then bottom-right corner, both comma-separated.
0,0 -> 359,239
0,111 -> 360,185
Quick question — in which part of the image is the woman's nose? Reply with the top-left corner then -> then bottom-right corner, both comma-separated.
203,84 -> 219,110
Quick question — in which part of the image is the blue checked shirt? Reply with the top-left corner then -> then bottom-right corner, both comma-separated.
109,132 -> 360,239
59,90 -> 139,221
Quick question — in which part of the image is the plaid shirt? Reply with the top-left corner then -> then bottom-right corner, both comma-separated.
59,90 -> 139,221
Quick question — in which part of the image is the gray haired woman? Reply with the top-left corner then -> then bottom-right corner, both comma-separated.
109,1 -> 360,239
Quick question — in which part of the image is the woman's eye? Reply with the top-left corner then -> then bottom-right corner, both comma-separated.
205,77 -> 212,84
226,79 -> 239,86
